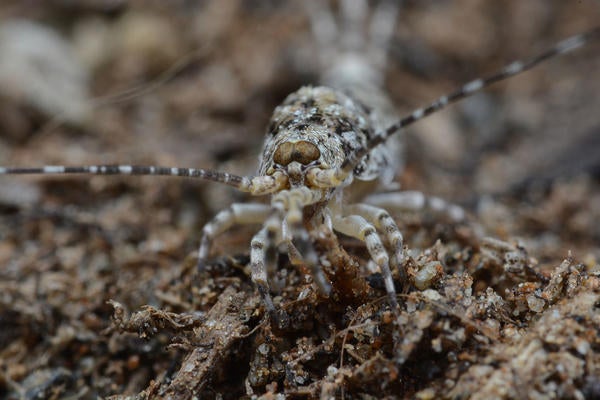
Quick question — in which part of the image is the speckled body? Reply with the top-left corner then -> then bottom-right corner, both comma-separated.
259,85 -> 399,191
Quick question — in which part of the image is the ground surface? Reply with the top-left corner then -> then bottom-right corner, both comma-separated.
0,1 -> 599,399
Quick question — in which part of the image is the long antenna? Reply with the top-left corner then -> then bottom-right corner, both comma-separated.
379,27 -> 600,147
308,26 -> 600,187
0,165 -> 287,195
0,164 -> 243,186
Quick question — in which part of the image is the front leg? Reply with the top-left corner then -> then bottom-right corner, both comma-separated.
273,187 -> 332,297
332,213 -> 398,310
345,203 -> 406,283
197,203 -> 271,268
250,227 -> 276,315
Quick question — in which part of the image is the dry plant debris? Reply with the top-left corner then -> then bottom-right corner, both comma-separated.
0,1 -> 599,399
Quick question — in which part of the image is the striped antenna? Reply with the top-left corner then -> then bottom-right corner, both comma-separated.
0,165 -> 286,195
331,26 -> 600,180
0,164 -> 246,187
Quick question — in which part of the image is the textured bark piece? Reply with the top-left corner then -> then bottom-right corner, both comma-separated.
156,287 -> 258,400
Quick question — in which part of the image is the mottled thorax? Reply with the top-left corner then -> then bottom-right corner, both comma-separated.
259,86 -> 372,176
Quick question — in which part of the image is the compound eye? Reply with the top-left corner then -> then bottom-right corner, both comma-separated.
273,141 -> 320,166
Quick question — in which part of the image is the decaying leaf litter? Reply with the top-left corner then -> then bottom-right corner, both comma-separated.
0,1 -> 599,399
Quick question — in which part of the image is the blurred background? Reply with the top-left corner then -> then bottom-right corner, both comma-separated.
1,0 -> 599,253
0,1 -> 598,397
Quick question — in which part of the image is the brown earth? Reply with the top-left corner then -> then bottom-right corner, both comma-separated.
0,1 -> 599,399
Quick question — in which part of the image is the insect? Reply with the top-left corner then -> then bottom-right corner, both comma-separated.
1,1 -> 598,319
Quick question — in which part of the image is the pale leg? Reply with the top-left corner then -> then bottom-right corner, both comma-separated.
364,191 -> 466,222
198,203 -> 271,268
332,214 -> 398,310
345,203 -> 406,282
250,227 -> 276,314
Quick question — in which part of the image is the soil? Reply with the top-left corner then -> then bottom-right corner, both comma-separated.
0,1 -> 599,399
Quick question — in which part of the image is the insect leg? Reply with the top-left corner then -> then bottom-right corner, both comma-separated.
368,0 -> 401,70
345,203 -> 406,282
305,0 -> 337,58
364,191 -> 466,223
197,203 -> 271,269
272,187 -> 331,296
339,0 -> 368,51
332,214 -> 398,310
250,226 -> 276,314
